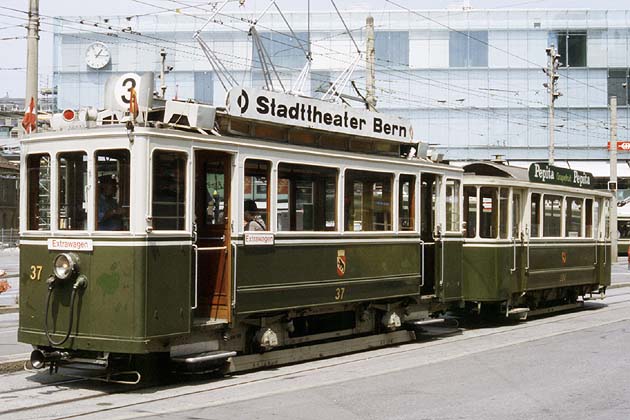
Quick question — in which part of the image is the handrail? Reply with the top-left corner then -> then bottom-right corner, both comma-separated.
510,235 -> 517,273
192,244 -> 198,310
196,246 -> 227,252
418,239 -> 425,290
525,227 -> 530,272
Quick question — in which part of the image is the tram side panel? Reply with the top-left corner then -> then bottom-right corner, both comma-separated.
527,241 -> 605,291
19,243 -> 143,353
234,241 -> 422,315
461,243 -> 518,302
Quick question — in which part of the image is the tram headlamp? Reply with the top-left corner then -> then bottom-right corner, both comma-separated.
53,253 -> 79,280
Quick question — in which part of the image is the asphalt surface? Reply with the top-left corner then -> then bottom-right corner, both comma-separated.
2,287 -> 628,420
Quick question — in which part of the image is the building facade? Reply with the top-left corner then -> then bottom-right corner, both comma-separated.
52,8 -> 630,162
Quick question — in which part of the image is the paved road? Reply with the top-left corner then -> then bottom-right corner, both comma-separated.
1,287 -> 628,419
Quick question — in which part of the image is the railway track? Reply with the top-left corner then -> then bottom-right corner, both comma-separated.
1,288 -> 629,420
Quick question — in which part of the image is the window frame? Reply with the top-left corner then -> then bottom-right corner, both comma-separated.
276,161 -> 338,233
26,153 -> 52,232
56,150 -> 89,232
343,168 -> 394,233
94,148 -> 131,233
150,148 -> 190,233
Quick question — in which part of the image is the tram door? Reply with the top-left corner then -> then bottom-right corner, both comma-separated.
420,173 -> 439,295
511,189 -> 526,291
193,151 -> 232,322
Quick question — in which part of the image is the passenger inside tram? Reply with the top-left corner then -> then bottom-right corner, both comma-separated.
97,175 -> 125,231
244,199 -> 266,231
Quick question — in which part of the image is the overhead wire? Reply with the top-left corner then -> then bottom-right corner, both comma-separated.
0,2 -> 619,142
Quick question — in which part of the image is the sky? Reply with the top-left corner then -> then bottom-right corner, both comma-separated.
0,0 -> 627,100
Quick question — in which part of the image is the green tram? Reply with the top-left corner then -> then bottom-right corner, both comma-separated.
18,94 -> 465,377
461,162 -> 611,318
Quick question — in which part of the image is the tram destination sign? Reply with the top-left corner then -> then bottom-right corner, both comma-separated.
226,87 -> 414,144
528,162 -> 593,189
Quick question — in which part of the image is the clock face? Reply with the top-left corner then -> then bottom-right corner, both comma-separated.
85,42 -> 111,69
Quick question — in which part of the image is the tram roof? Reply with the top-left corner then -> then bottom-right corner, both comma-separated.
462,161 -> 529,181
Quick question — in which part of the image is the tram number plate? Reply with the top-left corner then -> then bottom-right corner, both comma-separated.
29,265 -> 43,281
334,287 -> 346,301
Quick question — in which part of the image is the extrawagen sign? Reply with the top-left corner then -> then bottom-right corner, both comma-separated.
226,87 -> 414,144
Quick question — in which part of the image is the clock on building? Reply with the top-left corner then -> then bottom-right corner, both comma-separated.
85,42 -> 111,69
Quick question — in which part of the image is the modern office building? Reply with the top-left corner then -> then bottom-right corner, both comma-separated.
52,7 -> 630,166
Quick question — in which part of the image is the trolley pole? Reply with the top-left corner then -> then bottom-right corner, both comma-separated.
25,0 -> 39,127
544,45 -> 561,165
365,16 -> 377,112
610,96 -> 618,262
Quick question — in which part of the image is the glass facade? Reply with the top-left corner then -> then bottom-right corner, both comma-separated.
53,9 -> 630,161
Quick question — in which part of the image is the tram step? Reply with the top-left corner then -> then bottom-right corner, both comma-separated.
406,318 -> 462,337
507,307 -> 530,320
171,350 -> 237,372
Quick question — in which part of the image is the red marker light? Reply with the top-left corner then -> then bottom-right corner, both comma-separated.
62,109 -> 75,121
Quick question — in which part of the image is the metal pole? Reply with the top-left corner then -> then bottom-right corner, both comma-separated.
25,0 -> 39,123
366,16 -> 376,112
611,96 -> 618,262
548,46 -> 555,166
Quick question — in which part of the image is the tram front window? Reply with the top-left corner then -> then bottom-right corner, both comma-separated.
58,152 -> 87,230
96,150 -> 130,231
27,154 -> 51,230
152,150 -> 187,230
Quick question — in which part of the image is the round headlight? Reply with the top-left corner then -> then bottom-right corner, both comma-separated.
53,253 -> 78,280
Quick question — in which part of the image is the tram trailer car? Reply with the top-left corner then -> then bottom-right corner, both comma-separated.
461,162 -> 610,318
18,99 -> 465,376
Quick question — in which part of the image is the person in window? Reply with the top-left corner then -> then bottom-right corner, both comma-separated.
244,199 -> 266,231
98,175 -> 124,230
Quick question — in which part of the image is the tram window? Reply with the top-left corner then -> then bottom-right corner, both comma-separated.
398,175 -> 415,231
604,199 -> 611,239
531,193 -> 541,237
499,188 -> 509,239
244,160 -> 269,230
26,154 -> 51,230
201,159 -> 227,227
420,174 -> 439,239
277,163 -> 337,231
95,150 -> 130,231
512,191 -> 522,237
479,187 -> 498,239
463,186 -> 477,238
345,170 -> 392,232
543,194 -> 562,237
58,152 -> 87,231
565,197 -> 583,237
589,199 -> 599,238
446,179 -> 460,232
152,150 -> 187,230
619,220 -> 630,239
